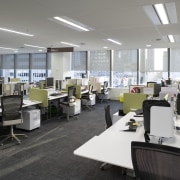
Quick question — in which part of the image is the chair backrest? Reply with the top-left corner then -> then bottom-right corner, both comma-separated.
104,105 -> 112,128
131,141 -> 180,180
68,86 -> 76,103
1,95 -> 23,125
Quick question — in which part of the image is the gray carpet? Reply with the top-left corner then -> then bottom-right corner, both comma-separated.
0,100 -> 134,180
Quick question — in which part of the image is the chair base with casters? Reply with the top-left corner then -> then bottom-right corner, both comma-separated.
0,125 -> 28,146
60,100 -> 80,121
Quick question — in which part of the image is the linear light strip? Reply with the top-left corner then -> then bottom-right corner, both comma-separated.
54,17 -> 89,31
0,28 -> 34,37
24,44 -> 46,49
107,39 -> 122,45
0,47 -> 18,51
168,35 -> 175,43
154,4 -> 169,24
61,41 -> 80,47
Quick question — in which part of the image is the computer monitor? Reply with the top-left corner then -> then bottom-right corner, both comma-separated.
46,77 -> 54,88
65,77 -> 71,80
55,80 -> 62,91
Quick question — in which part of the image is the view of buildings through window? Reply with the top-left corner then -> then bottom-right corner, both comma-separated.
0,48 -> 179,88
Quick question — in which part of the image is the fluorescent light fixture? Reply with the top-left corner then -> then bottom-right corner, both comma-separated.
144,2 -> 177,25
24,44 -> 46,49
53,17 -> 89,31
61,41 -> 80,47
103,46 -> 108,49
107,39 -> 122,45
0,47 -> 18,51
168,35 -> 175,43
154,4 -> 169,24
0,28 -> 34,36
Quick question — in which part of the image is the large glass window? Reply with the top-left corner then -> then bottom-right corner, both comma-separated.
89,50 -> 110,84
139,48 -> 168,84
71,51 -> 86,78
30,53 -> 47,83
15,54 -> 29,83
170,48 -> 180,81
113,50 -> 137,87
1,54 -> 14,79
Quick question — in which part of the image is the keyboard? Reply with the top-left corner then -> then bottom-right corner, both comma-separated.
49,93 -> 62,96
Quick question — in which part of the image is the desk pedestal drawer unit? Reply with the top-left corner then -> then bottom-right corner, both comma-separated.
16,109 -> 41,130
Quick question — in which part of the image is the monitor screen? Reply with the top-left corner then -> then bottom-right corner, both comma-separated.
55,80 -> 62,91
46,77 -> 54,88
65,77 -> 71,80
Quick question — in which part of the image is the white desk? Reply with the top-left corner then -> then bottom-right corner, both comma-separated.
23,99 -> 42,108
74,112 -> 180,170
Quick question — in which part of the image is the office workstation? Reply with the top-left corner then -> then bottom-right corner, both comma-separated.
1,0 -> 180,179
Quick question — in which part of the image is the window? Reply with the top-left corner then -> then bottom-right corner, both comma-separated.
90,50 -> 110,84
30,53 -> 47,83
15,54 -> 29,82
71,51 -> 86,78
1,54 -> 14,78
139,48 -> 168,84
170,48 -> 180,81
113,50 -> 137,87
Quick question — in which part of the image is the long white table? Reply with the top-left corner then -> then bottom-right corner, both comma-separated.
74,112 -> 180,170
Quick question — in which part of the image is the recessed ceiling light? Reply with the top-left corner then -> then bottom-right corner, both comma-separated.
146,44 -> 152,47
103,47 -> 108,49
107,39 -> 122,45
61,42 -> 80,47
24,44 -> 46,49
0,47 -> 18,51
0,27 -> 34,36
53,17 -> 90,32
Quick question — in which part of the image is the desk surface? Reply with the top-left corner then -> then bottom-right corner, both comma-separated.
74,112 -> 180,170
23,99 -> 42,107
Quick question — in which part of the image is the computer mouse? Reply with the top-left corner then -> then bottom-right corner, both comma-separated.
130,119 -> 135,123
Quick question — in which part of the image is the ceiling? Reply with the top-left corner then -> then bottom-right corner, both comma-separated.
0,0 -> 180,54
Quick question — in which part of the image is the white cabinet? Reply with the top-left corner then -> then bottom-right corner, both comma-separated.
17,109 -> 41,130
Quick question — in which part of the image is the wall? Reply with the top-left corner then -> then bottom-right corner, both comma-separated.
51,52 -> 71,80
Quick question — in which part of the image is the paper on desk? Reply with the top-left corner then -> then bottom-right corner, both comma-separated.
119,124 -> 129,131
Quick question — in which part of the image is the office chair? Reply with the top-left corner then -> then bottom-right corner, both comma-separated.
100,105 -> 112,170
81,84 -> 95,110
98,81 -> 109,103
131,141 -> 180,180
60,86 -> 78,121
100,105 -> 126,174
104,104 -> 112,129
0,95 -> 27,145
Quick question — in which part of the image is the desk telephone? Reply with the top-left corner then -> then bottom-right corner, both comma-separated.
124,119 -> 137,132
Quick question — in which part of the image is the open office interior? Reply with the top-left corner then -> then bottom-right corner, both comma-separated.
1,0 -> 180,179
